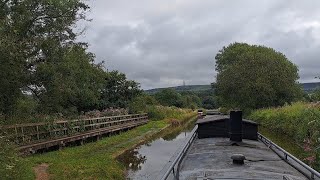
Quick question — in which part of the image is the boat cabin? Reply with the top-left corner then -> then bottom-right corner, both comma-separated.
196,112 -> 258,140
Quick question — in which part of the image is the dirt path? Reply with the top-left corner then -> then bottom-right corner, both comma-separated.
33,163 -> 49,180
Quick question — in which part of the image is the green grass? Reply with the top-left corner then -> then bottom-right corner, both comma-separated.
249,102 -> 320,169
0,137 -> 34,180
15,109 -> 196,180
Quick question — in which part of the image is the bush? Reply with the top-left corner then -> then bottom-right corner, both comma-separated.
153,89 -> 205,109
154,89 -> 184,107
130,95 -> 189,120
145,105 -> 194,121
310,89 -> 320,102
13,96 -> 38,119
202,96 -> 216,109
84,108 -> 128,118
249,102 -> 320,141
146,106 -> 166,120
128,94 -> 158,114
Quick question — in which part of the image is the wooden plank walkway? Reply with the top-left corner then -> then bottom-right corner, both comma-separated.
1,114 -> 148,155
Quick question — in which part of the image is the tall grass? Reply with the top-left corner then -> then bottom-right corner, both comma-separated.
249,102 -> 320,169
146,105 -> 194,121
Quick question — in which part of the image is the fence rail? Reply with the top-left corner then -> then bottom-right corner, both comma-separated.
0,113 -> 148,154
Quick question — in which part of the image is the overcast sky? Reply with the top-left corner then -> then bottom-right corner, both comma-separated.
78,0 -> 320,90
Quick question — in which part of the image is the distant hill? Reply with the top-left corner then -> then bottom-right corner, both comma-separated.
302,82 -> 320,92
145,85 -> 212,94
145,82 -> 320,94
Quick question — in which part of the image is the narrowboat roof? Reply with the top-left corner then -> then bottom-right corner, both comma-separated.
205,110 -> 221,115
179,137 -> 307,180
196,115 -> 258,125
196,115 -> 229,124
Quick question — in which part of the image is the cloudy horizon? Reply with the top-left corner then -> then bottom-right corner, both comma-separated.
78,0 -> 320,90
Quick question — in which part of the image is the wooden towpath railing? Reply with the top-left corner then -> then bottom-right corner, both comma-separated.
0,113 -> 148,155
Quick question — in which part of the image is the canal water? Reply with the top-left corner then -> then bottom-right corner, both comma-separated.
117,118 -> 196,180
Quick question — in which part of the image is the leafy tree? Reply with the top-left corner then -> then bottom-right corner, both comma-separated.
180,91 -> 202,108
100,71 -> 142,109
1,0 -> 144,118
215,42 -> 302,111
0,44 -> 26,118
154,89 -> 184,107
202,96 -> 216,109
152,89 -> 214,109
181,95 -> 193,108
35,44 -> 105,114
0,0 -> 90,116
128,94 -> 158,113
12,95 -> 38,121
0,2 -> 28,117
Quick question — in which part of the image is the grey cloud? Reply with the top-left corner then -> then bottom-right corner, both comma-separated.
79,0 -> 320,89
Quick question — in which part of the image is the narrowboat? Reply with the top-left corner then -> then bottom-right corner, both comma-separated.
157,111 -> 320,180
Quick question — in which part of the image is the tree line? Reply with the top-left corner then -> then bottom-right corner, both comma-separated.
0,0 -> 141,122
131,88 -> 216,112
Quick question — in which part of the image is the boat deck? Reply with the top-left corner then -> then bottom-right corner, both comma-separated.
179,137 -> 307,180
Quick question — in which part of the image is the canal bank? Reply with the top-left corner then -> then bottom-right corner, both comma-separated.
23,111 -> 196,180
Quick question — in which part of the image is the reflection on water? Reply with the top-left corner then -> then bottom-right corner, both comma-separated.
117,147 -> 147,172
117,120 -> 195,180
